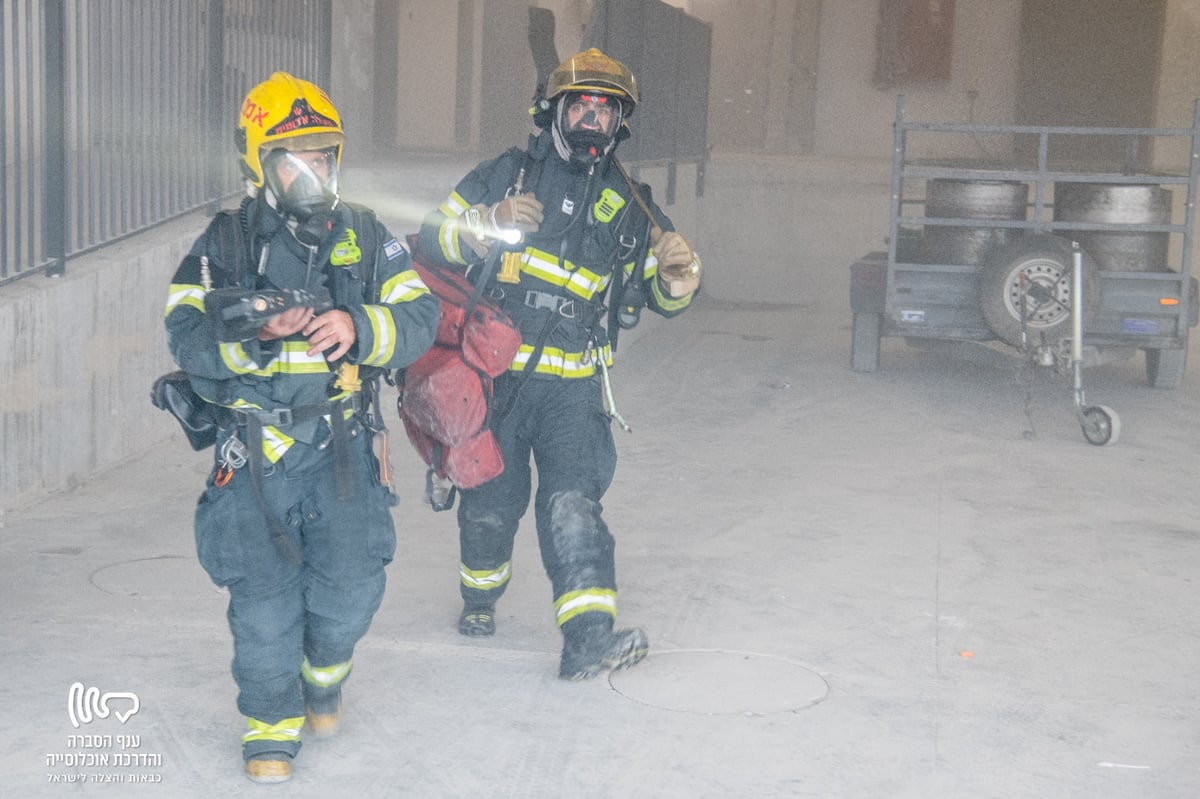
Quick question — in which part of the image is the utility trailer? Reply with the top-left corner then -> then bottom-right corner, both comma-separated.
850,96 -> 1200,390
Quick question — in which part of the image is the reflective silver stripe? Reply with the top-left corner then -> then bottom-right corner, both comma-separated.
301,656 -> 353,687
460,561 -> 512,589
381,269 -> 430,303
554,589 -> 618,625
509,343 -> 611,378
166,284 -> 205,314
520,248 -> 606,300
242,717 -> 304,743
361,304 -> 396,366
218,342 -> 263,374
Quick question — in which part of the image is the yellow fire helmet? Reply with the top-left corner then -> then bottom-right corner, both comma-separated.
545,48 -> 638,115
236,71 -> 345,188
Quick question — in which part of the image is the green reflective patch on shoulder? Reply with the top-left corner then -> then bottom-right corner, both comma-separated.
330,229 -> 362,266
594,188 -> 625,223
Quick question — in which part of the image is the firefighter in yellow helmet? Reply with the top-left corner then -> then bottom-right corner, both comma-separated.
164,72 -> 438,783
415,49 -> 701,679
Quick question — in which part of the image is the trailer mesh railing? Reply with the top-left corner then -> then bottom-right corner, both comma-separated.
1,0 -> 329,287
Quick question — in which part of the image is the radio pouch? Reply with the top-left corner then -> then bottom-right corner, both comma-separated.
151,370 -> 220,451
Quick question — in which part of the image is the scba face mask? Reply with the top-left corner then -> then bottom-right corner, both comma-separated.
263,148 -> 340,223
553,92 -> 624,166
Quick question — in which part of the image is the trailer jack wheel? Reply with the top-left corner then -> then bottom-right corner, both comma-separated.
1079,405 -> 1120,446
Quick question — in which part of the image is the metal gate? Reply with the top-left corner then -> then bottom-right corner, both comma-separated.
1,0 -> 330,286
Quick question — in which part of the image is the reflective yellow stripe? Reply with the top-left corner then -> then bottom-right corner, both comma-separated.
554,589 -> 618,626
217,341 -> 333,377
520,246 -> 609,300
301,657 -> 353,688
460,562 -> 512,590
166,283 -> 205,315
642,251 -> 698,312
508,342 -> 612,379
442,192 -> 470,217
224,400 -> 294,464
380,269 -> 430,304
360,304 -> 397,366
259,427 -> 294,463
437,192 -> 472,264
276,344 -> 335,374
649,267 -> 694,312
217,342 -> 261,374
242,716 -> 305,744
363,271 -> 433,364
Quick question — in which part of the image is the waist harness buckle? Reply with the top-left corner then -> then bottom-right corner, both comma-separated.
525,290 -> 576,318
235,407 -> 293,427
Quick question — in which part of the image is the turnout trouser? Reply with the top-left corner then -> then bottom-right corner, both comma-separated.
194,423 -> 396,757
457,374 -> 620,630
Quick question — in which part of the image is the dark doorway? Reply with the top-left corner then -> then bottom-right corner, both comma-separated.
1015,0 -> 1165,165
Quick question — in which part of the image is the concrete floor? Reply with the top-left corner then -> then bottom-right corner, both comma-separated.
3,161 -> 1200,797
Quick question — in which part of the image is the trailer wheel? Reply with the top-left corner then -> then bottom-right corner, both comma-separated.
1080,405 -> 1121,447
851,312 -> 881,372
980,234 -> 1097,349
1144,342 -> 1188,389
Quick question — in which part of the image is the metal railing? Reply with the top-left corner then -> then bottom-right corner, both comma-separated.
1,0 -> 330,287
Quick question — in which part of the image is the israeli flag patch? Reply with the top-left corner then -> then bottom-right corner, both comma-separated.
383,237 -> 406,260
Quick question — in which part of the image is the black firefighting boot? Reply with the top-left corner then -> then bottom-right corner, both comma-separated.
301,658 -> 349,738
303,684 -> 343,738
559,615 -> 649,681
458,602 -> 497,637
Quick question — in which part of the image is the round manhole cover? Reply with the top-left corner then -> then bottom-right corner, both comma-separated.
90,555 -> 222,600
608,648 -> 828,715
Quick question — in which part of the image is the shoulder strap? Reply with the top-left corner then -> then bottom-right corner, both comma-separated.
209,208 -> 252,289
604,176 -> 655,353
348,205 -> 380,303
510,146 -> 541,196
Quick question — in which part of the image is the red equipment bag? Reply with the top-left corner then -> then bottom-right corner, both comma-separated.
399,235 -> 521,490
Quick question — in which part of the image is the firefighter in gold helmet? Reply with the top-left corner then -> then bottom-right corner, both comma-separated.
164,72 -> 438,783
416,48 -> 701,680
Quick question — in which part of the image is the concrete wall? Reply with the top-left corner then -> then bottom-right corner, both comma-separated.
330,0 -> 378,158
810,0 -> 1022,160
0,214 -> 208,514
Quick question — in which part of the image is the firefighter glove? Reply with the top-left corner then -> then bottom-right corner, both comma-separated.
653,230 -> 701,298
491,194 -> 544,234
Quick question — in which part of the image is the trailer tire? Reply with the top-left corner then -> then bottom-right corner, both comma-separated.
980,234 -> 1097,349
851,312 -> 881,372
1145,342 -> 1188,389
